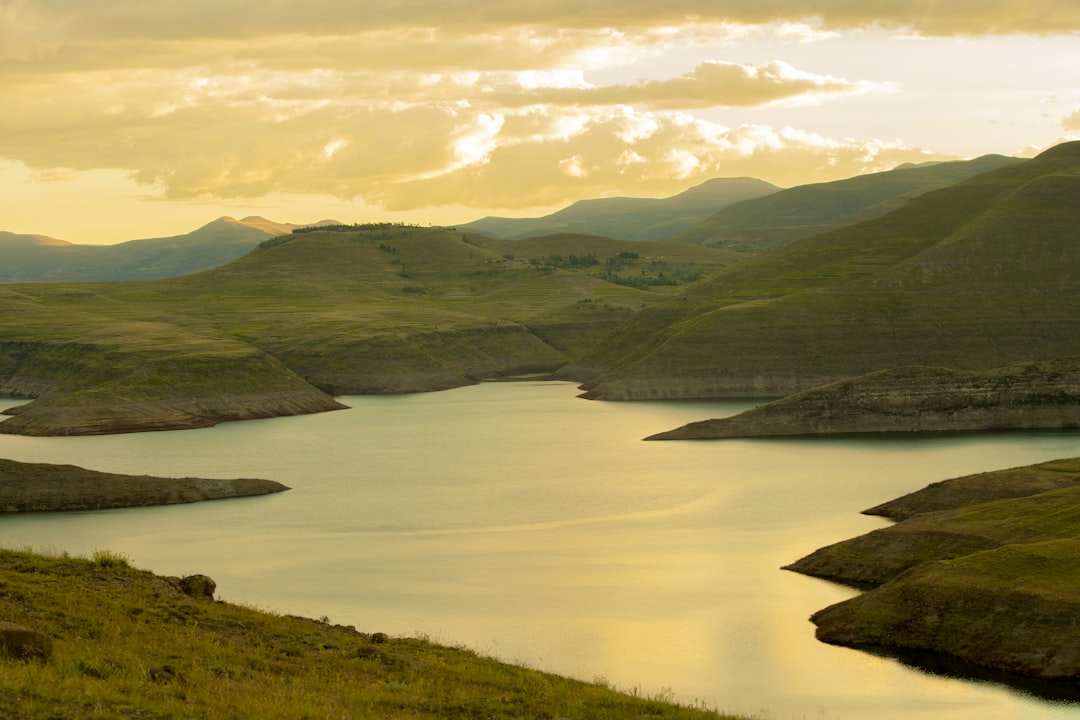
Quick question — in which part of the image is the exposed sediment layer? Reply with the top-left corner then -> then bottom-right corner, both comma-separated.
786,457 -> 1080,685
646,359 -> 1080,440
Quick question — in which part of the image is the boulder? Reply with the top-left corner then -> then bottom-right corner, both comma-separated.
0,621 -> 53,661
179,574 -> 216,601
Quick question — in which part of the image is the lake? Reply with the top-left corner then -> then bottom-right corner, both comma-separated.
1,381 -> 1078,719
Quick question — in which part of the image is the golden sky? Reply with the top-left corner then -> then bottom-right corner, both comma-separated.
2,1 -> 1078,243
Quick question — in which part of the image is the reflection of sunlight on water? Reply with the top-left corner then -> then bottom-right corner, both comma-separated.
2,383 -> 1080,719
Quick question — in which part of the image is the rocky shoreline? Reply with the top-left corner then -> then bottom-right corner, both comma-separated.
0,458 -> 288,512
785,457 -> 1080,687
646,359 -> 1080,440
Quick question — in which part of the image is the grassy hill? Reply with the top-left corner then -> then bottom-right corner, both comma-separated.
0,217 -> 338,282
457,177 -> 778,241
784,457 -> 1080,687
0,547 -> 732,719
674,154 -> 1021,252
0,225 -> 737,435
566,141 -> 1080,400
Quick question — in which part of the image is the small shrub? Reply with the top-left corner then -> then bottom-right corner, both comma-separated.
91,549 -> 130,569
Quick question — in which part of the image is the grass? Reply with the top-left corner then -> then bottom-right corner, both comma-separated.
571,141 -> 1080,400
0,547 -> 739,719
0,226 -> 738,434
794,451 -> 1080,685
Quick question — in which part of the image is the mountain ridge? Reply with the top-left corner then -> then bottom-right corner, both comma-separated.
566,141 -> 1080,401
457,177 -> 779,241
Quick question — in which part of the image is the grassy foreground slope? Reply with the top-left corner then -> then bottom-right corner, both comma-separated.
568,141 -> 1080,400
0,226 -> 736,435
0,548 -> 732,720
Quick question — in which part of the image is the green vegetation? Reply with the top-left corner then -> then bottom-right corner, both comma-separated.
456,177 -> 778,241
0,226 -> 738,435
788,456 -> 1080,683
0,547 -> 734,719
675,153 -> 1021,251
645,359 -> 1080,440
571,142 -> 1080,400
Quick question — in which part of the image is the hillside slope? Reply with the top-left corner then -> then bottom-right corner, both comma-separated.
0,548 -> 729,720
646,359 -> 1080,440
568,141 -> 1080,400
675,154 -> 1021,252
458,177 -> 778,241
0,226 -> 728,435
783,457 -> 1080,688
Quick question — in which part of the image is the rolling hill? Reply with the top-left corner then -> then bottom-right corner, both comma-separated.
0,226 -> 737,435
456,177 -> 778,241
674,154 -> 1022,252
565,141 -> 1080,400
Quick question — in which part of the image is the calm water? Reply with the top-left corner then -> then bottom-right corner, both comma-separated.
1,382 -> 1079,719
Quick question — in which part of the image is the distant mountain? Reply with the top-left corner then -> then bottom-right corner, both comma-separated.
0,216 -> 340,282
676,154 -> 1023,252
565,141 -> 1080,400
456,177 -> 779,241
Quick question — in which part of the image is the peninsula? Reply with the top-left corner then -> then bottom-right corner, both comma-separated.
645,359 -> 1080,440
0,458 -> 288,512
785,457 -> 1080,687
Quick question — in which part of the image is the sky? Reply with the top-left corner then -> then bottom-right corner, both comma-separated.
1,1 -> 1079,244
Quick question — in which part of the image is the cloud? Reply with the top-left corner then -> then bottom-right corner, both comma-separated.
6,1 -> 1080,42
368,109 -> 948,210
1064,107 -> 1080,131
496,61 -> 890,109
0,0 -> 1044,220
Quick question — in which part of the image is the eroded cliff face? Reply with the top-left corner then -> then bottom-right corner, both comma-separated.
810,540 -> 1080,681
786,458 -> 1080,686
647,359 -> 1080,440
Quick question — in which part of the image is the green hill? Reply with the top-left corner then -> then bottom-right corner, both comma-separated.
785,457 -> 1080,686
0,225 -> 736,435
567,141 -> 1080,400
0,547 -> 730,720
674,154 -> 1021,252
457,177 -> 778,241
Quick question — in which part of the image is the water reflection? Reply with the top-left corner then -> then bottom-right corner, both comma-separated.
0,383 -> 1078,719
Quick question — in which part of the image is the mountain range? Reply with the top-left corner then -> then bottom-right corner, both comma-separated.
568,141 -> 1080,399
0,216 -> 338,282
455,177 -> 779,241
1,141 -> 1079,436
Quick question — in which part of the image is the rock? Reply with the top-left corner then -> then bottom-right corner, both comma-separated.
647,359 -> 1080,440
179,574 -> 216,601
148,665 -> 183,683
0,621 -> 53,661
370,632 -> 389,644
